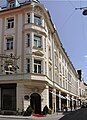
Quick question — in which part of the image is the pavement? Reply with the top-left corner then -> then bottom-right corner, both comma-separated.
0,112 -> 64,120
0,108 -> 81,120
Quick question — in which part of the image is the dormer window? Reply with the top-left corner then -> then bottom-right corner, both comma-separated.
7,0 -> 15,8
9,2 -> 15,8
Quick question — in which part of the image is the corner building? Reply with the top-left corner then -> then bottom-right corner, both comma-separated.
0,0 -> 80,114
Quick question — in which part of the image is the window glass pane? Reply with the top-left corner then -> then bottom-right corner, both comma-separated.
34,40 -> 37,47
7,43 -> 10,50
6,37 -> 13,50
34,60 -> 41,64
34,59 -> 41,73
34,35 -> 41,48
38,40 -> 41,48
7,18 -> 14,29
27,59 -> 30,73
27,34 -> 30,47
34,65 -> 37,73
27,14 -> 30,23
27,64 -> 30,73
11,42 -> 13,49
34,15 -> 42,26
38,65 -> 41,73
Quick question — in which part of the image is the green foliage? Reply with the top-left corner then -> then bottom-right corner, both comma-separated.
23,105 -> 33,116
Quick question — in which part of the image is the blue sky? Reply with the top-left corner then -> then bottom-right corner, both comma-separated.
40,0 -> 87,82
1,0 -> 87,82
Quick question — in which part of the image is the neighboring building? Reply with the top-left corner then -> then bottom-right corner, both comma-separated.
0,0 -> 82,114
80,82 -> 87,104
77,70 -> 87,106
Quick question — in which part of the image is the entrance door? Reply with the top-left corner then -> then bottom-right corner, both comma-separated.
30,93 -> 41,114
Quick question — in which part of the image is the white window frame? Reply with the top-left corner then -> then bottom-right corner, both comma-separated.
34,35 -> 42,48
7,17 -> 14,29
6,37 -> 13,50
34,59 -> 41,73
34,15 -> 42,26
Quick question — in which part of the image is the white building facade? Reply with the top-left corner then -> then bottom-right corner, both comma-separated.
0,0 -> 81,114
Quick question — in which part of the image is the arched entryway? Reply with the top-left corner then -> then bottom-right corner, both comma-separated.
30,93 -> 41,114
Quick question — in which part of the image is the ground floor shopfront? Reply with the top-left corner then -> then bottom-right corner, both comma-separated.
0,81 -> 81,114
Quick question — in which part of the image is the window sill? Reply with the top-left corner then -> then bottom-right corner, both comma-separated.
33,46 -> 43,50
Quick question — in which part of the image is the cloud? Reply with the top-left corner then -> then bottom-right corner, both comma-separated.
84,55 -> 87,58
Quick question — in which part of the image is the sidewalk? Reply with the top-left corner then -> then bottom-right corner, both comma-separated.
31,112 -> 64,120
0,109 -> 80,120
0,112 -> 64,120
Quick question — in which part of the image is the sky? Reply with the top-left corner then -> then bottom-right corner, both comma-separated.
1,0 -> 87,82
41,0 -> 87,82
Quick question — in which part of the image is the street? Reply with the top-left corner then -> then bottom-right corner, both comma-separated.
60,108 -> 87,120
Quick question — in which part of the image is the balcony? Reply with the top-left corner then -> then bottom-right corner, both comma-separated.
24,23 -> 47,36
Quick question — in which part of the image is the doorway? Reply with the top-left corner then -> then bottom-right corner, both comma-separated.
30,93 -> 41,114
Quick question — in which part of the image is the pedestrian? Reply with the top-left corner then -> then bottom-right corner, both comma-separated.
43,105 -> 48,115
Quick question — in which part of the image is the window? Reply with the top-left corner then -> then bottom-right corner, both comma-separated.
49,47 -> 51,60
65,70 -> 67,78
9,2 -> 15,8
27,34 -> 30,47
6,37 -> 13,50
49,67 -> 52,79
34,35 -> 42,48
34,15 -> 42,26
27,14 -> 30,23
60,77 -> 62,86
59,63 -> 61,73
44,39 -> 46,52
45,62 -> 47,75
59,51 -> 61,59
7,18 -> 14,29
63,80 -> 65,88
34,59 -> 41,73
27,59 -> 30,73
55,53 -> 58,67
48,30 -> 51,41
62,66 -> 65,76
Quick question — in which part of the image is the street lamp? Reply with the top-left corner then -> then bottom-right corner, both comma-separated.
83,9 -> 87,15
75,7 -> 87,16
